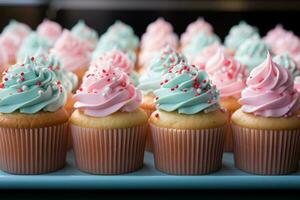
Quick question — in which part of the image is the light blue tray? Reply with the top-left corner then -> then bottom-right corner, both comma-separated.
0,151 -> 299,190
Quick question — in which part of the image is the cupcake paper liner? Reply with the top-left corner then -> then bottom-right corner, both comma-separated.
71,124 -> 147,175
150,124 -> 226,175
142,107 -> 155,152
0,123 -> 68,174
232,124 -> 300,175
224,111 -> 234,152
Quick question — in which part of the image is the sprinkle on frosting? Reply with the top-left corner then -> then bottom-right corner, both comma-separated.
240,53 -> 300,117
154,63 -> 220,114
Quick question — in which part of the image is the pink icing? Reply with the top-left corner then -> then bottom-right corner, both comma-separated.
0,33 -> 21,63
295,76 -> 300,92
192,43 -> 222,70
51,30 -> 91,72
140,18 -> 178,51
91,49 -> 133,74
240,53 -> 300,117
180,18 -> 213,47
264,25 -> 287,49
205,48 -> 248,98
74,64 -> 141,117
37,19 -> 62,43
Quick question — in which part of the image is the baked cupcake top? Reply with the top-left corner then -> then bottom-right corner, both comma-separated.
264,25 -> 287,50
240,53 -> 300,117
89,49 -> 138,86
235,36 -> 269,71
183,31 -> 220,61
154,63 -> 220,114
2,20 -> 31,41
140,18 -> 178,51
192,43 -> 222,70
17,32 -> 52,63
273,53 -> 299,78
71,20 -> 98,49
224,21 -> 259,52
37,19 -> 62,44
206,48 -> 248,99
294,76 -> 300,92
0,33 -> 22,63
74,63 -> 142,117
34,49 -> 78,93
0,56 -> 66,114
51,30 -> 91,72
180,17 -> 213,47
138,46 -> 186,94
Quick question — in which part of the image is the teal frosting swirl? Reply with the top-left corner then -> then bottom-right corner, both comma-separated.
273,53 -> 300,78
130,71 -> 139,86
71,20 -> 98,49
0,57 -> 67,114
183,31 -> 220,60
139,46 -> 187,94
34,49 -> 78,93
235,36 -> 269,71
154,63 -> 220,114
17,32 -> 52,63
224,21 -> 259,52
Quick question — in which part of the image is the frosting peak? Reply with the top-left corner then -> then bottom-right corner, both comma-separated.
240,53 -> 300,117
71,20 -> 98,49
273,53 -> 299,78
37,19 -> 62,43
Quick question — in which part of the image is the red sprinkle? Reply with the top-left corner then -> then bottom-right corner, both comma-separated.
20,72 -> 24,76
0,83 -> 5,89
175,85 -> 179,88
57,81 -> 61,85
164,79 -> 169,83
31,57 -> 35,61
107,78 -> 110,82
223,59 -> 230,66
227,72 -> 233,79
79,87 -> 83,91
18,88 -> 23,93
202,80 -> 207,84
193,82 -> 200,89
120,81 -> 126,87
36,81 -> 42,86
195,93 -> 200,96
171,88 -> 175,91
4,77 -> 8,81
155,113 -> 159,118
102,69 -> 106,73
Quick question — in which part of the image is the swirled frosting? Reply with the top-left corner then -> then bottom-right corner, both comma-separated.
37,19 -> 62,44
182,31 -> 220,62
140,18 -> 178,51
74,64 -> 142,117
51,30 -> 91,72
71,20 -> 98,49
273,53 -> 299,78
224,21 -> 259,52
0,33 -> 21,63
294,76 -> 300,92
2,20 -> 31,41
139,46 -> 187,94
17,32 -> 52,63
180,18 -> 213,47
34,49 -> 78,93
154,63 -> 220,114
264,25 -> 287,50
205,48 -> 248,98
235,36 -> 269,71
240,53 -> 300,117
0,56 -> 66,114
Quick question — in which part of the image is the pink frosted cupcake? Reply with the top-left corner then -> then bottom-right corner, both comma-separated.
180,17 -> 213,49
37,19 -> 62,44
206,48 -> 248,151
70,63 -> 147,174
264,25 -> 288,50
232,53 -> 300,175
51,30 -> 91,80
138,18 -> 178,71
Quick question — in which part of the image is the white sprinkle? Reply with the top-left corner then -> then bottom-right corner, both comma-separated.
22,85 -> 28,91
38,90 -> 44,95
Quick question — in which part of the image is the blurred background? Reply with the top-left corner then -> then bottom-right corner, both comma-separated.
0,0 -> 300,39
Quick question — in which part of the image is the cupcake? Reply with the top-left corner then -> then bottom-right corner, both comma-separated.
232,53 -> 300,175
149,63 -> 228,175
0,33 -> 21,65
37,19 -> 62,44
0,56 -> 68,174
180,17 -> 213,48
224,21 -> 259,55
70,63 -> 147,174
294,76 -> 300,92
264,25 -> 288,50
71,20 -> 98,50
90,49 -> 139,86
138,18 -> 178,71
2,20 -> 31,42
17,32 -> 52,63
182,31 -> 220,63
51,30 -> 91,80
273,53 -> 300,78
205,48 -> 248,151
235,36 -> 269,71
138,46 -> 186,151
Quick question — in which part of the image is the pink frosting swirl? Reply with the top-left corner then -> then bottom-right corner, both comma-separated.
37,19 -> 62,43
240,53 -> 300,117
264,25 -> 287,49
91,49 -> 133,74
180,18 -> 213,47
140,18 -> 178,51
0,33 -> 21,63
295,76 -> 300,92
205,48 -> 248,98
74,64 -> 142,117
51,30 -> 91,72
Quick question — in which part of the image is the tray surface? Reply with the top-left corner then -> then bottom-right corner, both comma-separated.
0,151 -> 299,189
